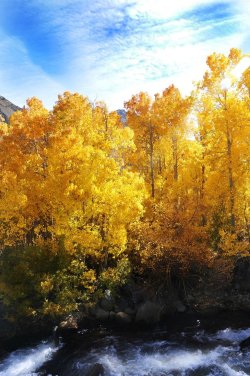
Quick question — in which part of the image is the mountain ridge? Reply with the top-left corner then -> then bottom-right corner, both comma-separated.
0,96 -> 21,123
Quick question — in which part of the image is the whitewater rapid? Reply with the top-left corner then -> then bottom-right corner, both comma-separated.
0,342 -> 59,376
74,328 -> 250,376
1,324 -> 250,375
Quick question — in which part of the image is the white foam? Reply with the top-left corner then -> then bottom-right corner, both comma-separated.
0,342 -> 58,376
3,327 -> 250,375
222,364 -> 249,376
99,346 -> 229,376
194,327 -> 250,345
214,328 -> 250,343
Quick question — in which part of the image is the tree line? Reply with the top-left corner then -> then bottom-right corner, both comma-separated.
0,48 -> 249,319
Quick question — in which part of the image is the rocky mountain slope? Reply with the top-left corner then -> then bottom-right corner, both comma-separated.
0,96 -> 21,123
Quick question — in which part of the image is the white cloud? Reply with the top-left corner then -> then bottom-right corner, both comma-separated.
0,0 -> 249,110
232,57 -> 250,79
126,0 -> 228,19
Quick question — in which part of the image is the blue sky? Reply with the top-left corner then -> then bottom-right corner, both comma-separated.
0,0 -> 249,110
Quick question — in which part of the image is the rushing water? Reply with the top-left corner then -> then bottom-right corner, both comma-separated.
1,314 -> 250,375
0,342 -> 59,376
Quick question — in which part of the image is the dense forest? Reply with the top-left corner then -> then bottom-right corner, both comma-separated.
0,48 -> 249,322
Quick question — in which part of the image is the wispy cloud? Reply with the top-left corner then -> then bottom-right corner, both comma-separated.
0,0 -> 249,110
0,30 -> 64,108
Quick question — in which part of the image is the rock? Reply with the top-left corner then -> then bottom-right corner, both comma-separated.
135,301 -> 162,324
59,315 -> 78,330
0,96 -> 21,123
115,297 -> 130,312
240,336 -> 250,350
58,314 -> 78,337
175,300 -> 186,313
52,326 -> 60,346
86,363 -> 104,376
187,294 -> 195,301
100,297 -> 114,311
124,307 -> 135,315
116,109 -> 127,125
115,311 -> 132,324
94,307 -> 110,321
132,286 -> 150,305
109,311 -> 116,321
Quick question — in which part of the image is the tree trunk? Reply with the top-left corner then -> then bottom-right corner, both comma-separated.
172,136 -> 178,181
200,162 -> 207,226
226,125 -> 235,228
244,200 -> 250,243
149,122 -> 155,198
224,92 -> 235,229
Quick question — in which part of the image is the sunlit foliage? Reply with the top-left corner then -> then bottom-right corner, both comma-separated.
0,48 -> 249,320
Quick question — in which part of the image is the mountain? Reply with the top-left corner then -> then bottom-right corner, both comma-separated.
116,109 -> 127,125
0,96 -> 21,123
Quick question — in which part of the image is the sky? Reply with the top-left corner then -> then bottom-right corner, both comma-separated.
0,0 -> 249,111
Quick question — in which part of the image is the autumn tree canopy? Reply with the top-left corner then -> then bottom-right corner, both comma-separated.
0,48 -> 249,318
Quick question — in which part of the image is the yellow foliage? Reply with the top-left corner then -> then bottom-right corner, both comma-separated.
0,92 -> 146,264
0,49 -> 249,319
219,230 -> 249,257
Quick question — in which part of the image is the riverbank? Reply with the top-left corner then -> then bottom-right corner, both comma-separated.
1,256 -> 250,354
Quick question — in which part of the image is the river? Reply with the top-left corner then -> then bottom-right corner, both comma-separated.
0,313 -> 250,375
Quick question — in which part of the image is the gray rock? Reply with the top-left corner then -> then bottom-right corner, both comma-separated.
135,301 -> 162,324
175,300 -> 186,313
109,311 -> 116,321
116,109 -> 127,125
95,307 -> 110,321
116,311 -> 132,324
100,297 -> 114,311
57,314 -> 79,338
115,297 -> 130,311
0,96 -> 21,123
59,315 -> 78,330
187,294 -> 195,301
132,286 -> 149,305
124,307 -> 135,315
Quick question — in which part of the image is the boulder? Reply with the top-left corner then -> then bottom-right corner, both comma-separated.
57,314 -> 78,338
175,300 -> 186,313
115,311 -> 132,324
135,301 -> 162,324
59,315 -> 78,330
94,307 -> 110,321
132,286 -> 151,305
124,307 -> 135,315
100,297 -> 114,312
114,297 -> 130,312
109,311 -> 116,321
